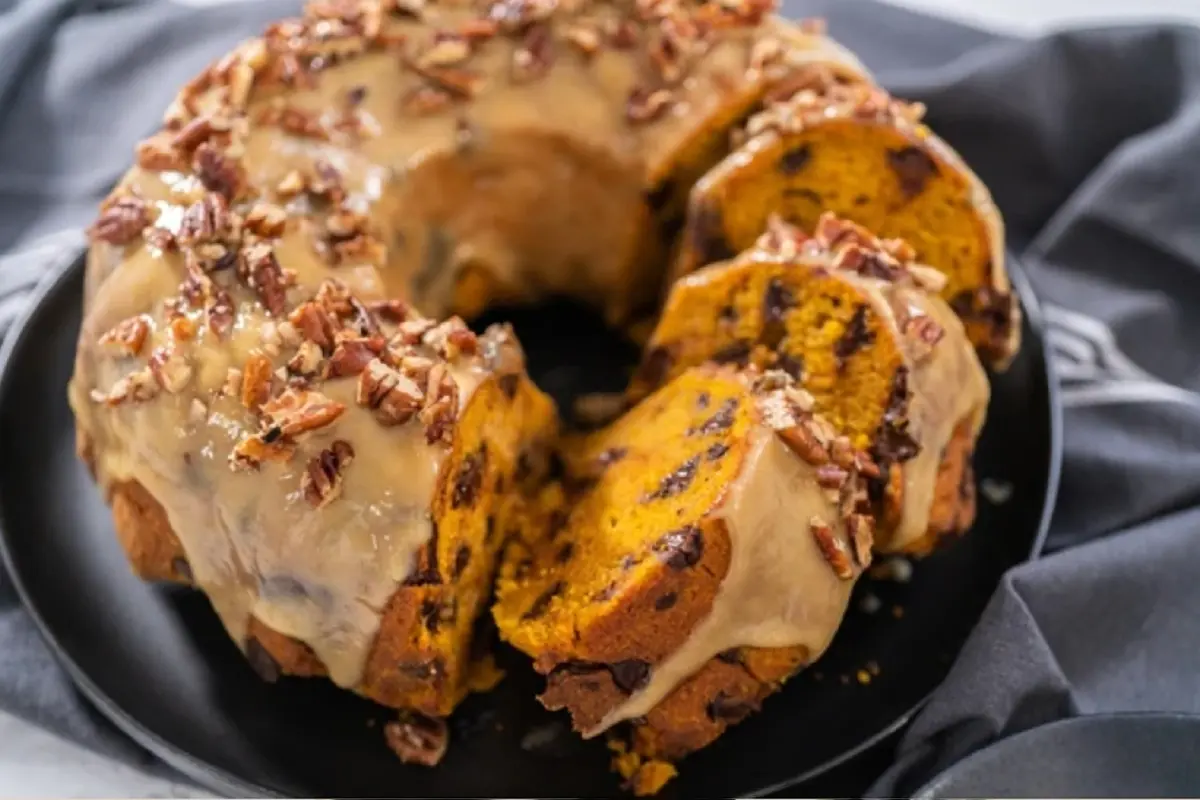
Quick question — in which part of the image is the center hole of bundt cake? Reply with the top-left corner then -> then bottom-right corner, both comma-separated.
472,298 -> 641,422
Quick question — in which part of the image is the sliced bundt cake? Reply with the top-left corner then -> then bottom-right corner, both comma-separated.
633,214 -> 989,553
494,365 -> 876,794
71,248 -> 557,734
673,79 -> 1019,366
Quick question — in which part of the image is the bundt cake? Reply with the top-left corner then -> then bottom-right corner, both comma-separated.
672,78 -> 1020,366
493,365 -> 876,794
633,213 -> 990,553
68,0 -> 1015,792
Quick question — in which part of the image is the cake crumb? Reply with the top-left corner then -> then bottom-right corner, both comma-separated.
981,477 -> 1014,505
891,604 -> 905,619
869,556 -> 912,583
855,669 -> 871,685
858,591 -> 881,614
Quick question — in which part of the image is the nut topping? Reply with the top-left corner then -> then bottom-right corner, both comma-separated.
240,243 -> 292,317
97,315 -> 152,357
148,345 -> 193,393
89,197 -> 151,245
261,388 -> 346,438
626,87 -> 673,123
358,358 -> 424,425
90,368 -> 158,406
384,713 -> 448,767
301,440 -> 355,508
288,339 -> 325,377
241,355 -> 274,410
810,517 -> 854,579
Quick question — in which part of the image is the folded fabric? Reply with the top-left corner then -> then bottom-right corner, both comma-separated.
3,0 -> 1200,795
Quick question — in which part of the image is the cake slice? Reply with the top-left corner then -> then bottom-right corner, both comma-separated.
494,365 -> 875,794
673,79 -> 1019,367
634,214 -> 989,553
71,267 -> 557,746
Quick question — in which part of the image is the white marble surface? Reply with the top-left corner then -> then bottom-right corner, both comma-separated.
5,0 -> 1200,797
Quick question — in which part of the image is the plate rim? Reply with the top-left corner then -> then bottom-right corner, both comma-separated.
0,248 -> 1063,799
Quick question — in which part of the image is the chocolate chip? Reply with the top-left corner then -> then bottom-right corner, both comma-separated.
485,514 -> 497,545
874,368 -> 920,464
498,372 -> 520,400
635,345 -> 672,389
716,648 -> 742,665
697,391 -> 711,409
645,180 -> 673,211
688,398 -> 738,436
596,447 -> 627,468
420,598 -> 441,633
452,444 -> 488,509
776,352 -> 805,381
644,456 -> 699,501
834,305 -> 875,368
712,340 -> 751,366
706,691 -> 756,722
654,524 -> 704,569
555,542 -> 575,564
705,442 -> 729,461
888,146 -> 939,199
718,305 -> 737,325
591,582 -> 617,602
688,199 -> 736,265
778,145 -> 811,175
610,659 -> 651,693
762,277 -> 795,348
523,580 -> 565,620
654,592 -> 677,611
452,544 -> 471,578
397,660 -> 439,680
245,637 -> 280,683
783,186 -> 822,203
404,523 -> 442,586
171,557 -> 193,582
547,509 -> 569,540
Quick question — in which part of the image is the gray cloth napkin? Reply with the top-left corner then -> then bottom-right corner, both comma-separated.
3,0 -> 1200,795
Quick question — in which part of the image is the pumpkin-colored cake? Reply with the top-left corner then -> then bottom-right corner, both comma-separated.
494,365 -> 876,793
673,79 -> 1019,366
633,214 -> 990,553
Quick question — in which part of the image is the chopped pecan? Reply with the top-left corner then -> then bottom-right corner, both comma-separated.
169,315 -> 196,341
395,317 -> 438,346
136,135 -> 185,171
97,315 -> 152,357
288,340 -> 325,377
178,193 -> 238,246
276,169 -> 308,197
564,24 -> 600,56
193,143 -> 244,200
241,354 -> 274,410
328,336 -> 384,377
459,18 -> 499,42
89,368 -> 158,406
207,287 -> 235,338
301,440 -> 355,508
486,0 -> 556,32
418,363 -> 459,445
846,513 -> 873,568
358,358 -> 424,425
259,104 -> 329,140
289,301 -> 340,352
240,243 -> 292,317
171,114 -> 232,155
89,197 -> 151,245
261,388 -> 346,437
229,433 -> 296,471
512,23 -> 554,82
810,517 -> 855,579
148,345 -> 193,393
903,310 -> 945,362
626,87 -> 673,123
607,18 -> 639,48
143,226 -> 177,252
420,33 -> 471,68
311,160 -> 347,203
401,85 -> 453,115
908,264 -> 947,293
421,317 -> 477,359
384,713 -> 448,767
244,203 -> 288,238
777,420 -> 830,466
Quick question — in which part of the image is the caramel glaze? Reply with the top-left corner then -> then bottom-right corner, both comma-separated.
677,216 -> 990,552
591,410 -> 870,734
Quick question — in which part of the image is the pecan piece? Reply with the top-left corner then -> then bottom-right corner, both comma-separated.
241,243 -> 292,317
289,301 -> 340,352
261,389 -> 346,437
193,143 -> 244,200
384,713 -> 448,767
288,339 -> 325,377
89,368 -> 158,406
148,345 -> 193,393
229,433 -> 296,471
178,193 -> 237,246
241,355 -> 273,410
626,87 -> 673,123
357,358 -> 424,425
97,315 -> 152,357
328,336 -> 384,377
301,440 -> 355,508
810,517 -> 855,579
244,203 -> 288,237
89,197 -> 151,245
846,513 -> 874,568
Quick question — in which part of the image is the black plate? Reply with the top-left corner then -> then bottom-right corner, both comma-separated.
914,714 -> 1200,798
0,252 -> 1061,798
